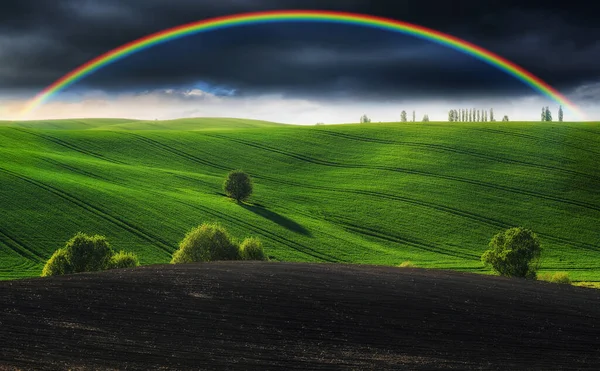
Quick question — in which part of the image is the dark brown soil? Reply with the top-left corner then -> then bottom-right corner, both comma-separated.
0,262 -> 599,370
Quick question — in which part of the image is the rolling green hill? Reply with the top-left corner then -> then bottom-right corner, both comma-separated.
1,118 -> 599,281
0,118 -> 139,130
0,117 -> 286,131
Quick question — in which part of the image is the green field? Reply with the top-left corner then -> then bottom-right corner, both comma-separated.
1,118 -> 599,281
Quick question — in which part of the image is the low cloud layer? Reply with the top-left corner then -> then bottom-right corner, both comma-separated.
3,84 -> 598,123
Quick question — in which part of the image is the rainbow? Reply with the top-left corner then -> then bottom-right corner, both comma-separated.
20,10 -> 586,119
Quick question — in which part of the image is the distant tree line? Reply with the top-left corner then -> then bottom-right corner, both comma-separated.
357,105 -> 567,124
363,110 -> 424,123
542,106 -> 564,122
362,108 -> 507,123
447,108 -> 496,122
360,114 -> 372,123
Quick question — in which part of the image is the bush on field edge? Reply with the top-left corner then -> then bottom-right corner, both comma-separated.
171,222 -> 267,264
41,232 -> 140,277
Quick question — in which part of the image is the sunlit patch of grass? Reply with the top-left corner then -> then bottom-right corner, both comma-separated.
572,281 -> 600,289
537,272 -> 571,284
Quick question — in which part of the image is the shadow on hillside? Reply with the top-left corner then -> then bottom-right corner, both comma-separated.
241,203 -> 312,236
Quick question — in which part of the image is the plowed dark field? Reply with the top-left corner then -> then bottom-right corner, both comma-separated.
1,262 -> 599,370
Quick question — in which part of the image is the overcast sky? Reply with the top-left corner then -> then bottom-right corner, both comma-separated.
1,0 -> 599,123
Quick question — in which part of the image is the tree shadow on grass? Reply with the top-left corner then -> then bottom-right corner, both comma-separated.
240,203 -> 312,236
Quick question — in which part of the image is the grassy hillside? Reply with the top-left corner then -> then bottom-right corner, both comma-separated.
1,118 -> 599,281
0,118 -> 139,130
0,117 -> 286,131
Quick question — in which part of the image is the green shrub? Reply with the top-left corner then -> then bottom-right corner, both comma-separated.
41,232 -> 115,277
171,223 -> 240,264
240,237 -> 267,261
40,233 -> 138,277
41,248 -> 73,277
223,170 -> 253,202
63,232 -> 114,273
538,272 -> 571,284
107,251 -> 140,269
398,260 -> 415,268
481,227 -> 542,279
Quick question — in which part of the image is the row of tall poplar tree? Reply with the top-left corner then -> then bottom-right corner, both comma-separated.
398,109 -> 507,122
358,105 -> 564,124
446,108 -> 497,122
541,106 -> 564,122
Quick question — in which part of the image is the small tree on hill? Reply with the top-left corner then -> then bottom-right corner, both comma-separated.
490,108 -> 495,122
558,105 -> 563,122
360,114 -> 371,123
448,110 -> 454,122
545,106 -> 552,122
502,115 -> 509,121
541,107 -> 547,121
412,110 -> 415,122
223,170 -> 253,203
422,114 -> 429,122
481,227 -> 542,279
400,110 -> 407,122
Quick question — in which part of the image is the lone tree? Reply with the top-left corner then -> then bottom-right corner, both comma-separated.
360,114 -> 371,123
558,105 -> 564,122
490,108 -> 495,121
481,227 -> 542,279
412,110 -> 415,122
422,114 -> 429,122
502,115 -> 509,122
400,110 -> 407,122
223,170 -> 253,202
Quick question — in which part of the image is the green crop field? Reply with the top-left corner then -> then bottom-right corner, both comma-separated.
1,118 -> 599,282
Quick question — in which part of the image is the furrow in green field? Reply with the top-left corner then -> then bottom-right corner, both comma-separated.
253,173 -> 600,253
314,129 -> 600,182
0,167 -> 173,257
0,233 -> 45,263
9,128 -> 126,165
203,132 -> 600,215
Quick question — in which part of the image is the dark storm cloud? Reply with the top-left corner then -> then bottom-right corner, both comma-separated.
1,0 -> 599,100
